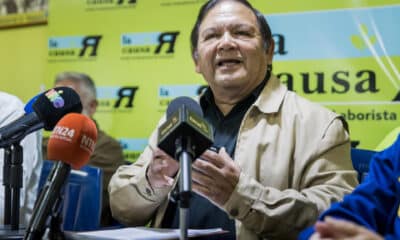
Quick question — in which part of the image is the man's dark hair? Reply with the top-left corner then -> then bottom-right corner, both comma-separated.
190,0 -> 272,58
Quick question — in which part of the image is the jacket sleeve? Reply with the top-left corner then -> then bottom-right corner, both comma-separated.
108,119 -> 175,226
222,117 -> 358,239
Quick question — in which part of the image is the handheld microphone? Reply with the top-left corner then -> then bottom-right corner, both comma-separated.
0,87 -> 82,148
24,113 -> 97,240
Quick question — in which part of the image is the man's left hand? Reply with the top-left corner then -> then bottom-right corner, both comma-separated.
192,147 -> 241,207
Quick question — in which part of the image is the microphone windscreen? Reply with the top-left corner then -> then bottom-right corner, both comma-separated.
47,113 -> 97,169
24,94 -> 40,113
166,96 -> 202,118
33,87 -> 83,130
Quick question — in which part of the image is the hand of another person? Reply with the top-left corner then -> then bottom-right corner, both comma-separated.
309,217 -> 383,240
146,147 -> 179,188
192,147 -> 241,207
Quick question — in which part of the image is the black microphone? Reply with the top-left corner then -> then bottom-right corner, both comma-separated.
24,113 -> 97,240
0,87 -> 82,148
157,96 -> 214,160
157,96 -> 214,239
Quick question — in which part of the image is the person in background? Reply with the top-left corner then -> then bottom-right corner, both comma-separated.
299,134 -> 400,240
42,72 -> 125,227
109,0 -> 358,239
0,91 -> 42,226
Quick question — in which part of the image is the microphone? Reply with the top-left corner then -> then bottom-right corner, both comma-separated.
23,93 -> 40,114
0,87 -> 82,148
24,113 -> 97,240
157,96 -> 214,160
19,94 -> 42,141
157,96 -> 214,240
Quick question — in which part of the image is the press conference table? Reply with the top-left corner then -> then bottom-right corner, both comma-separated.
0,225 -> 25,239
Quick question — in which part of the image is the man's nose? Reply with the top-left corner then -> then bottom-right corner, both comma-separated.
217,32 -> 237,52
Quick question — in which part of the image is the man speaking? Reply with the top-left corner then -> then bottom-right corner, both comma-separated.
109,0 -> 358,239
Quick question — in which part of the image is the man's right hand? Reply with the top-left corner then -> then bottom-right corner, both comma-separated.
146,147 -> 179,188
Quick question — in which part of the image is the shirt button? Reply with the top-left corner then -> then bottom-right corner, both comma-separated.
230,209 -> 238,217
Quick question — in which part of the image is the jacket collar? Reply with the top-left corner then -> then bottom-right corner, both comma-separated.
254,74 -> 287,114
198,74 -> 287,114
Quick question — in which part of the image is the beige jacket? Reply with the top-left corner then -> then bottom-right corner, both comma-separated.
109,75 -> 358,239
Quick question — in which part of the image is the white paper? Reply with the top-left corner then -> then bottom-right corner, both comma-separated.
74,227 -> 225,240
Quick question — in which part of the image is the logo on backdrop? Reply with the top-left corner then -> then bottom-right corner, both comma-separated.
97,86 -> 139,112
48,35 -> 103,62
120,31 -> 180,59
264,9 -> 400,102
86,0 -> 137,11
272,33 -> 288,56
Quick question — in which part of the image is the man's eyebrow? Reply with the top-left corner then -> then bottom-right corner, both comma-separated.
232,23 -> 256,29
201,27 -> 217,33
201,23 -> 255,32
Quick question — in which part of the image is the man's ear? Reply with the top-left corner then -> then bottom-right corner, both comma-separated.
193,51 -> 201,73
88,99 -> 98,117
193,51 -> 199,61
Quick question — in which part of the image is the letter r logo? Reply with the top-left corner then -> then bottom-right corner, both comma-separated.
79,35 -> 102,57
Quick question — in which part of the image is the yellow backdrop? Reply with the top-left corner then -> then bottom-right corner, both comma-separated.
2,0 -> 399,162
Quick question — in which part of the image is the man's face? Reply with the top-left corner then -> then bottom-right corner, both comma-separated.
194,1 -> 270,93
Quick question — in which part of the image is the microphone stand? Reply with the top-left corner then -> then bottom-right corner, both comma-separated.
48,194 -> 65,240
3,146 -> 12,225
176,137 -> 193,240
24,161 -> 71,240
3,143 -> 23,230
